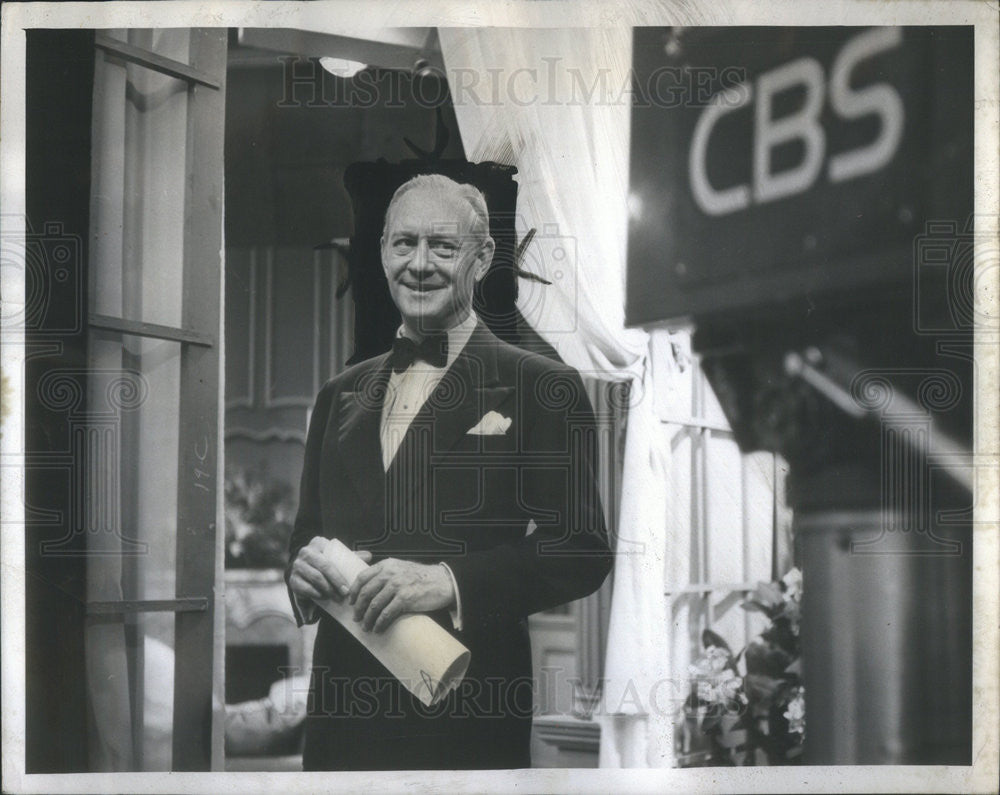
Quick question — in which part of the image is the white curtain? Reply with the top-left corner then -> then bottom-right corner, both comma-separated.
439,27 -> 674,767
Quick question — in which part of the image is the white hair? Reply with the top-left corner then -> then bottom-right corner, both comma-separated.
382,173 -> 491,243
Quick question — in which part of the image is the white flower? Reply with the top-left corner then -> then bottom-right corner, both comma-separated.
705,646 -> 729,672
718,670 -> 744,702
688,647 -> 744,708
784,687 -> 806,734
696,680 -> 713,702
782,567 -> 803,603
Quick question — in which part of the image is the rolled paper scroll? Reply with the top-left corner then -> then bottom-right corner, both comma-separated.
313,538 -> 472,707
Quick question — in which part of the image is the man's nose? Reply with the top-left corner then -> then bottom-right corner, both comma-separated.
407,238 -> 434,274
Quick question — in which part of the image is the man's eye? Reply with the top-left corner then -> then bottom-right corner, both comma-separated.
429,241 -> 458,257
392,238 -> 415,250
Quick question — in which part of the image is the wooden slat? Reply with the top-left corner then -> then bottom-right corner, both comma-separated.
533,715 -> 601,753
665,582 -> 757,595
119,111 -> 147,760
89,312 -> 214,347
119,344 -> 144,770
660,416 -> 733,434
95,33 -> 221,89
86,597 -> 208,615
171,28 -> 226,773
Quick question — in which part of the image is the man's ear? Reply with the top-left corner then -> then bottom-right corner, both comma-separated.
473,237 -> 496,282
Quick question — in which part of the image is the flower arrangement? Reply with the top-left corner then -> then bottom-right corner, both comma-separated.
681,567 -> 804,766
224,466 -> 296,569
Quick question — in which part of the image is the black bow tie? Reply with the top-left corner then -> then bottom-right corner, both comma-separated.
388,334 -> 448,373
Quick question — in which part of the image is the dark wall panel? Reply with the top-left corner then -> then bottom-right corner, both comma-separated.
25,28 -> 94,773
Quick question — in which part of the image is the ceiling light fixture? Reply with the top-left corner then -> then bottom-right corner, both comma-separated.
319,57 -> 367,78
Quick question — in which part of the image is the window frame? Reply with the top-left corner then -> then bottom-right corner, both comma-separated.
83,28 -> 228,772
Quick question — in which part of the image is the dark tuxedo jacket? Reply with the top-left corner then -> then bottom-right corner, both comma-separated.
287,322 -> 612,770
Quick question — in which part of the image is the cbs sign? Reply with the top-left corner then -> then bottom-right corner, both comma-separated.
626,25 -> 972,325
690,28 -> 903,216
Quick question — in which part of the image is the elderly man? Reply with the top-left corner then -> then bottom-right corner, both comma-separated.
287,173 -> 611,770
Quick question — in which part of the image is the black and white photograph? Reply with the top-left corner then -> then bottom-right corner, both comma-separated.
1,1 -> 997,792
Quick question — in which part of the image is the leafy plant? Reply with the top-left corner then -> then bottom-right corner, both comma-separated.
682,568 -> 804,766
224,466 -> 296,569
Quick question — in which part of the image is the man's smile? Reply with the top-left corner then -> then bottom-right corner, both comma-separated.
401,281 -> 446,293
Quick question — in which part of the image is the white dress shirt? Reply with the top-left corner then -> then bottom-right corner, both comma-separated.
379,312 -> 478,468
379,311 -> 478,630
294,314 -> 477,630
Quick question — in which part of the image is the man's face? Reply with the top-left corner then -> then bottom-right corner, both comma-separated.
381,188 -> 494,335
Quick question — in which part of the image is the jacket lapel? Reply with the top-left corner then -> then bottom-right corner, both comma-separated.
387,323 -> 513,512
337,356 -> 391,507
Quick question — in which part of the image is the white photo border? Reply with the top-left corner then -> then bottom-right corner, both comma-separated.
1,2 -> 996,793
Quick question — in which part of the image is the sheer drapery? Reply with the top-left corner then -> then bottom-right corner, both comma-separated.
439,27 -> 674,766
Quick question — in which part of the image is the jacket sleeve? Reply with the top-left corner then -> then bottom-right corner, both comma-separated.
445,365 -> 613,627
285,380 -> 336,626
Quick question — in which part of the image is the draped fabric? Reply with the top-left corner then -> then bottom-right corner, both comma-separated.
438,27 -> 674,767
439,27 -> 643,374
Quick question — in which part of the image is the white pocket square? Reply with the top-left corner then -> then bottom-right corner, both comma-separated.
466,410 -> 512,435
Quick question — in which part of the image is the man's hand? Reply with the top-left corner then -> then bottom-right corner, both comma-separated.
348,559 -> 455,633
289,537 -> 372,604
